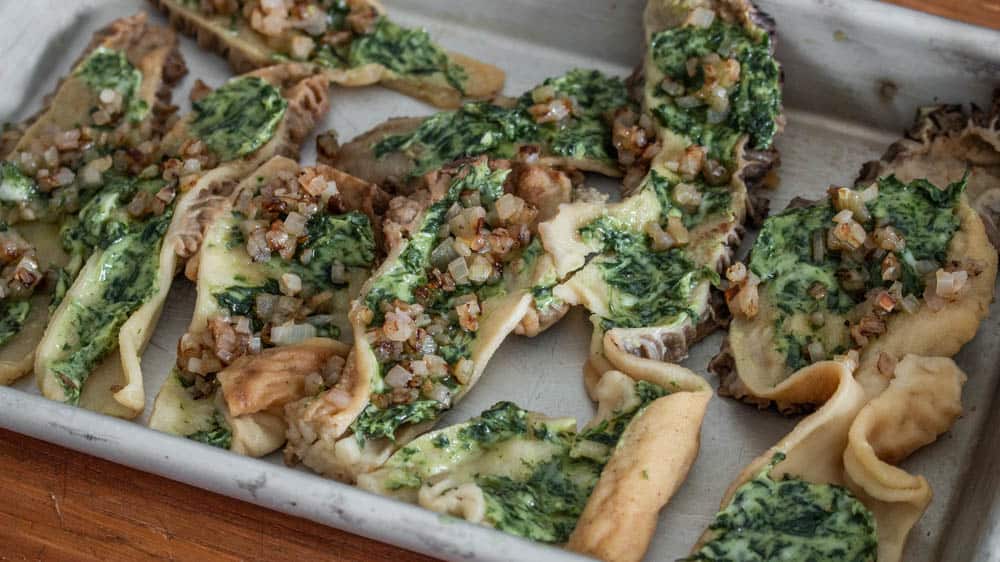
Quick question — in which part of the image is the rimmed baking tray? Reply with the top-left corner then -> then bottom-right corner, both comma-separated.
1,1 -> 999,560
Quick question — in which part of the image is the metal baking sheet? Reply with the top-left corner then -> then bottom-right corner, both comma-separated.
2,1 -> 999,560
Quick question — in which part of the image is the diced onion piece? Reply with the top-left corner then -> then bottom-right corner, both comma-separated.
828,220 -> 866,251
809,312 -> 825,327
661,77 -> 685,97
452,237 -> 472,257
448,257 -> 470,285
873,226 -> 905,251
279,273 -> 302,296
666,216 -> 689,245
290,35 -> 315,60
881,253 -> 900,281
449,206 -> 485,239
686,57 -> 700,77
284,212 -> 308,236
860,183 -> 879,202
832,209 -> 854,223
270,323 -> 317,346
874,291 -> 895,312
806,341 -> 826,362
935,269 -> 968,299
431,237 -> 459,269
706,107 -> 729,124
427,383 -> 453,407
453,358 -> 475,385
424,354 -> 448,376
467,255 -> 493,284
830,186 -> 870,222
495,193 -> 526,221
456,296 -> 481,332
726,262 -> 747,284
303,372 -> 325,396
385,365 -> 414,389
383,310 -> 415,342
531,85 -> 556,104
54,168 -> 75,186
255,293 -> 278,321
687,7 -> 716,28
673,182 -> 702,210
644,222 -> 676,251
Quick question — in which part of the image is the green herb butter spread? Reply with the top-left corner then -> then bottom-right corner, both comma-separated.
373,69 -> 630,178
749,175 -> 965,371
580,215 -> 715,329
364,378 -> 670,544
41,170 -> 175,403
0,299 -> 30,347
190,77 -> 287,161
348,18 -> 467,92
650,19 -> 781,164
76,47 -> 149,123
686,454 -> 877,562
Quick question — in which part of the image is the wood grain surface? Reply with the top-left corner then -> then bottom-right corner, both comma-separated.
884,0 -> 1000,30
0,429 -> 434,562
2,2 -> 997,562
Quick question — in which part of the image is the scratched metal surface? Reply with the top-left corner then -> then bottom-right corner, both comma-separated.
0,1 -> 999,560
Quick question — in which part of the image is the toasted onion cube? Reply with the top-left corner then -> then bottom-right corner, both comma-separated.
279,272 -> 302,296
725,262 -> 747,284
284,211 -> 308,237
495,193 -> 526,221
453,358 -> 475,385
383,310 -> 416,342
467,255 -> 493,284
270,323 -> 317,346
448,257 -> 470,285
385,365 -> 414,389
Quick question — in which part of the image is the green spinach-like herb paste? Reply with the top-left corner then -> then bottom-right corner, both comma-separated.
213,208 -> 375,340
475,382 -> 667,542
349,18 -> 467,92
686,454 -> 878,562
750,175 -> 965,370
47,173 -> 173,403
352,400 -> 444,443
190,77 -> 287,161
0,162 -> 39,205
353,164 -> 510,443
579,215 -> 716,329
373,69 -> 630,178
650,19 -> 781,163
293,211 -> 375,284
371,379 -> 671,544
0,299 -> 30,347
363,163 -> 507,319
76,46 -> 149,123
50,210 -> 170,404
187,413 -> 233,449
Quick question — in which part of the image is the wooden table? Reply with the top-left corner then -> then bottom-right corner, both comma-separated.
884,0 -> 1000,30
0,429 -> 434,562
3,3 -> 998,562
